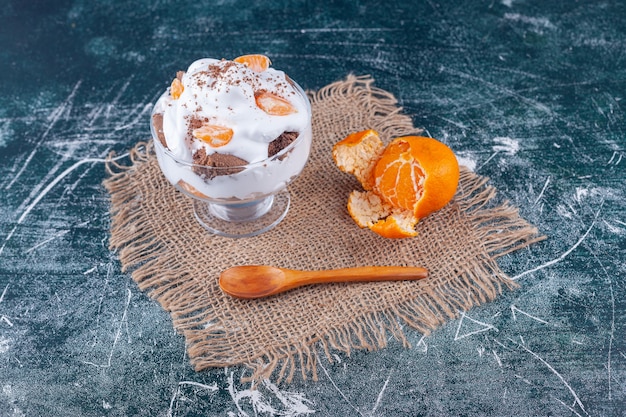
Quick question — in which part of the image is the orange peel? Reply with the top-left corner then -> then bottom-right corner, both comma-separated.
332,129 -> 384,190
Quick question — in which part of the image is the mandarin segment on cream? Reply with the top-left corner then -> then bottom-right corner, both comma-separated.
151,56 -> 312,201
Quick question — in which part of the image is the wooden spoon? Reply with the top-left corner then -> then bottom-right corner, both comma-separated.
219,265 -> 429,299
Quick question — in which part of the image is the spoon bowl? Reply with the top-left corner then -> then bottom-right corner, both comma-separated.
219,265 -> 429,299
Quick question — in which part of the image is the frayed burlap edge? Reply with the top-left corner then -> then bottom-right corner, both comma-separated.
104,75 -> 545,385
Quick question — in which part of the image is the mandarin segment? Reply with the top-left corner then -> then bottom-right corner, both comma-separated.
255,91 -> 297,116
170,77 -> 184,99
234,54 -> 271,72
192,124 -> 234,147
332,129 -> 385,190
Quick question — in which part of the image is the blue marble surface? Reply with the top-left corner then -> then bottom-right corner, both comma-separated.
1,0 -> 625,416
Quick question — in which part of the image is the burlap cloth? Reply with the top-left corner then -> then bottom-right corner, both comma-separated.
104,75 -> 544,384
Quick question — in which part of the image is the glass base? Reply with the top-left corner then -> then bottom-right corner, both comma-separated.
192,190 -> 290,238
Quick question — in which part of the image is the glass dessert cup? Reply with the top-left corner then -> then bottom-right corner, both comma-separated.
150,84 -> 312,238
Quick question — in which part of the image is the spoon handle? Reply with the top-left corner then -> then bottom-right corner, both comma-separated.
285,266 -> 428,289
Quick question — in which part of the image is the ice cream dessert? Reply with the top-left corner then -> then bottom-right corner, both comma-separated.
151,55 -> 312,202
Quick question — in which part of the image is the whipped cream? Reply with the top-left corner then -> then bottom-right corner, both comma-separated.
151,57 -> 312,201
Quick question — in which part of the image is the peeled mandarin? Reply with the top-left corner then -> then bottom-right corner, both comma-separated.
334,130 -> 459,239
374,136 -> 459,219
373,140 -> 425,213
